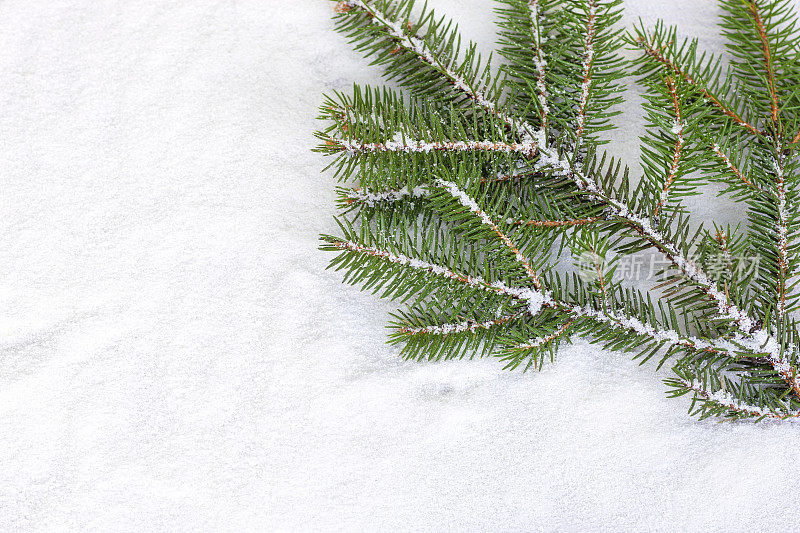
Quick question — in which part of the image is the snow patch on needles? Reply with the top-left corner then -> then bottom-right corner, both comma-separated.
529,0 -> 550,117
333,240 -> 550,317
576,1 -> 597,137
773,153 -> 789,319
684,380 -> 794,419
340,138 -> 538,155
433,178 -> 552,314
347,185 -> 430,206
401,313 -> 523,336
339,0 -> 538,138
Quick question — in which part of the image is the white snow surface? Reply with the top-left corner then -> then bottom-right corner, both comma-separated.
3,0 -> 800,530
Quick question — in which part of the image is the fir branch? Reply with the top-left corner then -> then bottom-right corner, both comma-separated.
333,137 -> 538,155
436,178 -> 544,288
336,0 -> 533,135
529,0 -> 549,127
510,215 -> 603,228
328,239 -> 500,293
674,378 -> 797,420
513,320 -> 573,349
319,0 -> 800,420
710,143 -> 760,192
569,303 -> 730,357
575,0 -> 597,142
398,312 -> 525,336
631,33 -> 762,137
325,238 -> 551,315
653,76 -> 686,217
747,0 -> 779,123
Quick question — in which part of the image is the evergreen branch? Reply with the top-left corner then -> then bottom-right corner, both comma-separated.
436,178 -> 544,288
575,0 -> 597,142
335,0 -> 532,135
569,303 -> 730,357
341,184 -> 430,206
747,0 -> 779,123
710,143 -> 761,192
631,35 -> 762,137
775,153 -> 789,321
398,311 -> 525,336
513,320 -> 573,349
531,129 -> 758,336
331,233 -> 740,360
339,169 -> 540,208
672,377 -> 797,420
329,239 -> 499,293
325,238 -> 551,314
529,0 -> 549,127
319,0 -> 800,420
510,215 -> 603,227
654,76 -> 686,217
332,136 -> 539,155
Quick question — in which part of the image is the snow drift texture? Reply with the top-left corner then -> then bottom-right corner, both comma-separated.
2,0 -> 800,530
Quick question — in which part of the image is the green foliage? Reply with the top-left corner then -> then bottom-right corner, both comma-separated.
316,0 -> 800,420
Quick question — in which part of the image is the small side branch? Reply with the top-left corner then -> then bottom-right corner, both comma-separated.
774,154 -> 789,322
711,143 -> 761,192
514,320 -> 574,350
575,0 -> 597,141
337,0 -> 533,136
570,304 -> 728,355
680,379 -> 797,419
748,0 -> 779,123
509,216 -> 603,228
529,0 -> 549,127
333,137 -> 538,156
437,179 -> 544,289
654,77 -> 685,217
399,312 -> 525,336
633,37 -> 762,136
331,240 -> 493,289
329,239 -> 550,314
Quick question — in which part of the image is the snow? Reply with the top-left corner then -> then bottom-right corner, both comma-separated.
3,0 -> 800,531
576,0 -> 597,136
341,137 -> 537,154
345,184 -> 430,206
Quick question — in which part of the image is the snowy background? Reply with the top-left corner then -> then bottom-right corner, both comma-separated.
3,0 -> 800,530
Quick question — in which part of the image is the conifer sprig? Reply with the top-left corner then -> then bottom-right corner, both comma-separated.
317,0 -> 800,420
